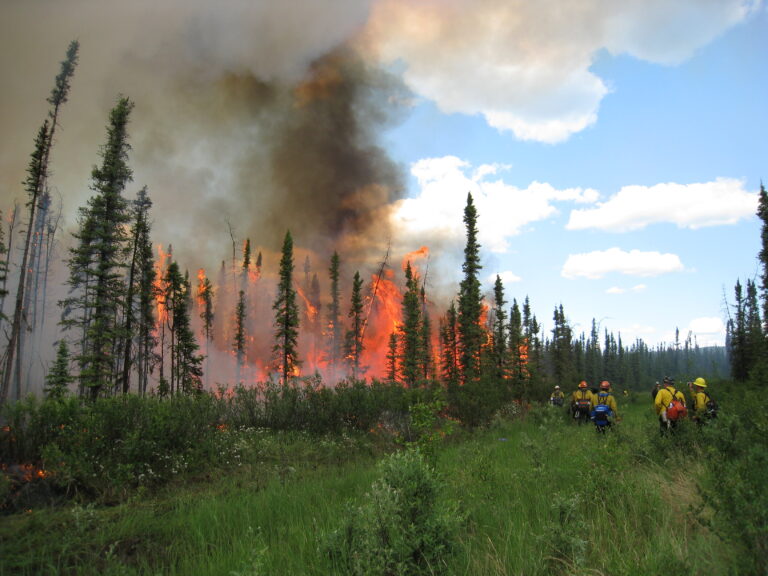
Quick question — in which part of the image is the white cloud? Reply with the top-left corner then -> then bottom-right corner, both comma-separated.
606,284 -> 647,294
488,271 -> 522,287
562,248 -> 683,279
363,0 -> 755,142
567,178 -> 758,231
392,156 -> 598,252
689,316 -> 727,336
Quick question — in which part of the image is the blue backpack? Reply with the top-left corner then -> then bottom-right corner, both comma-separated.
591,392 -> 613,427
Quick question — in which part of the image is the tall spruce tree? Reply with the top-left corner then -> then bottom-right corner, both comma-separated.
507,298 -> 525,384
2,41 -> 79,405
400,261 -> 422,387
491,275 -> 508,380
439,301 -> 459,386
197,270 -> 214,388
386,331 -> 399,383
327,251 -> 343,379
457,193 -> 483,383
120,186 -> 153,394
273,231 -> 300,383
550,303 -> 574,385
758,183 -> 768,331
60,97 -> 133,399
234,289 -> 246,384
345,271 -> 364,380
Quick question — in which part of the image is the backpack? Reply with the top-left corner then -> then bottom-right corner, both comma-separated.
666,388 -> 687,421
704,392 -> 718,419
574,393 -> 591,414
591,392 -> 613,423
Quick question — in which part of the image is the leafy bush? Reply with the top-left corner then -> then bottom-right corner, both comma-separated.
327,449 -> 464,575
699,384 -> 768,575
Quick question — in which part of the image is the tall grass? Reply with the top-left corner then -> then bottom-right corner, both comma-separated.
1,392 -> 756,575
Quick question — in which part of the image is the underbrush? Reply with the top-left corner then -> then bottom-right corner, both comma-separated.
0,381 -> 764,575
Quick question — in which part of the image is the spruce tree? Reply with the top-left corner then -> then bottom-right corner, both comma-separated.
273,231 -> 300,383
550,304 -> 574,385
67,97 -> 134,399
758,183 -> 768,331
197,270 -> 214,388
327,251 -> 343,378
491,275 -> 507,380
507,298 -> 525,384
2,41 -> 79,405
386,331 -> 399,383
457,193 -> 483,384
234,289 -> 246,384
45,340 -> 73,400
400,261 -> 421,387
345,271 -> 364,380
120,186 -> 153,394
419,285 -> 433,381
439,301 -> 459,386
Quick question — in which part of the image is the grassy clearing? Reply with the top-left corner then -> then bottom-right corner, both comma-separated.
0,401 -> 742,575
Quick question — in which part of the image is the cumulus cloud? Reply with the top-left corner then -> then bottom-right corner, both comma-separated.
392,156 -> 598,253
567,178 -> 758,232
488,271 -> 522,287
363,0 -> 756,142
562,248 -> 684,279
606,284 -> 647,294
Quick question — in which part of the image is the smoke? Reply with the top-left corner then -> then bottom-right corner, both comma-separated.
0,0 -> 405,278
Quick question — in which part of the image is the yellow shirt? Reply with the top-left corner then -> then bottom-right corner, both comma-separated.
571,389 -> 594,405
593,391 -> 618,416
654,386 -> 686,416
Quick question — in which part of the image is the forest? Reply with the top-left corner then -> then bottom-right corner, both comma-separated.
0,42 -> 741,408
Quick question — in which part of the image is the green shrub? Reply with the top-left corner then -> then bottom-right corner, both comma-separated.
327,449 -> 464,575
699,386 -> 768,575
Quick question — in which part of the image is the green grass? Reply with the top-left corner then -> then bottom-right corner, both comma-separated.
0,401 -> 740,575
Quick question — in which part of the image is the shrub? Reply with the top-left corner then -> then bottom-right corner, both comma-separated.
699,385 -> 768,575
327,449 -> 464,575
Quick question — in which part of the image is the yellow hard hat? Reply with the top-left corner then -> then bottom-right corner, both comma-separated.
694,377 -> 707,388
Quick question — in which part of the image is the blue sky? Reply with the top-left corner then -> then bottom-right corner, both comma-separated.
1,0 -> 766,351
373,1 -> 768,347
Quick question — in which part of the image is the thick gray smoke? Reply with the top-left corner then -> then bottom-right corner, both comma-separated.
0,0 -> 406,275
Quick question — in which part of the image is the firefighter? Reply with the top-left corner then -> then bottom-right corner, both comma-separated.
571,381 -> 594,424
549,385 -> 565,407
591,380 -> 618,432
654,376 -> 687,434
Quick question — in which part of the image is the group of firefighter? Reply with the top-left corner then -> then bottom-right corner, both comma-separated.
548,375 -> 717,433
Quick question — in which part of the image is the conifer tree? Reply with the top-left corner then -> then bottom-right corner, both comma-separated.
59,97 -> 133,399
585,318 -> 602,385
439,301 -> 459,386
45,339 -> 73,400
345,271 -> 364,380
419,285 -> 433,381
120,186 -> 153,394
234,289 -> 246,384
490,275 -> 507,380
551,304 -> 575,385
2,41 -> 79,405
327,251 -> 343,378
400,261 -> 422,387
163,262 -> 203,394
273,231 -> 300,383
386,331 -> 399,383
457,193 -> 483,383
197,270 -> 214,388
758,183 -> 768,330
507,298 -> 525,384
